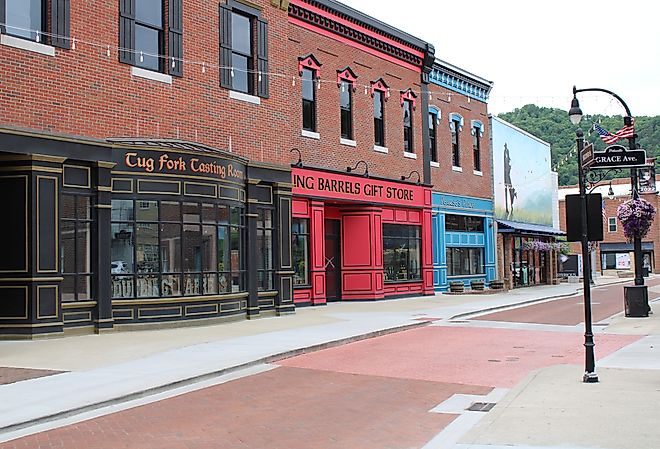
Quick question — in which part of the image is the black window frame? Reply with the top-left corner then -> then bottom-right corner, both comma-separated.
383,224 -> 422,283
373,90 -> 385,147
256,208 -> 275,291
1,0 -> 70,48
451,118 -> 461,167
134,0 -> 164,72
445,214 -> 484,232
403,99 -> 413,153
302,67 -> 317,132
111,199 -> 246,299
61,193 -> 93,302
429,112 -> 438,163
340,80 -> 353,140
473,126 -> 482,172
292,218 -> 310,287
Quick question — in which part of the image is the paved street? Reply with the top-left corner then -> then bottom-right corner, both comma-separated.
0,277 -> 658,449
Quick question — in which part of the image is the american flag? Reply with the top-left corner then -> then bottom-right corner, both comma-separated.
593,119 -> 635,144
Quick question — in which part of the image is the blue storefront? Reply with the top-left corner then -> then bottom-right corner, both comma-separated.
432,193 -> 497,291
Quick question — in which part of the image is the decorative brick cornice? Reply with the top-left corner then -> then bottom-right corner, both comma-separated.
289,0 -> 424,70
400,89 -> 417,109
337,66 -> 358,88
298,54 -> 322,76
370,78 -> 390,99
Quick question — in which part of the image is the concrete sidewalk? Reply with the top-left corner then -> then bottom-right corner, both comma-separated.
0,275 -> 652,444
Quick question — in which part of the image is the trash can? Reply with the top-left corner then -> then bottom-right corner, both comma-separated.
624,285 -> 649,318
643,267 -> 650,277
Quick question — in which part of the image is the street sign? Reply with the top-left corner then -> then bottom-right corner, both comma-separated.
590,145 -> 647,170
580,142 -> 594,169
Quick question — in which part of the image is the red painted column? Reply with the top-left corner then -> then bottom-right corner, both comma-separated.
340,207 -> 384,300
309,201 -> 326,305
421,188 -> 434,295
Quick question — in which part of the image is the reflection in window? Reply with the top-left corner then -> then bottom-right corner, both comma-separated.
61,194 -> 92,301
135,0 -> 164,72
429,112 -> 438,163
451,119 -> 461,167
5,0 -> 44,41
257,209 -> 274,291
445,215 -> 484,232
292,218 -> 309,286
373,90 -> 385,147
383,224 -> 421,282
446,247 -> 484,276
302,68 -> 316,132
340,81 -> 352,139
403,99 -> 413,153
111,199 -> 244,298
231,12 -> 254,94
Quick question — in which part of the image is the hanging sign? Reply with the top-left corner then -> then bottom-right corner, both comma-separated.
580,142 -> 594,169
590,145 -> 647,169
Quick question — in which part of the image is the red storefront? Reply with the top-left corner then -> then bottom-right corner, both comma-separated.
291,167 -> 434,305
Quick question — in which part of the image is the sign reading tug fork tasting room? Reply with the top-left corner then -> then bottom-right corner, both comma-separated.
590,144 -> 647,170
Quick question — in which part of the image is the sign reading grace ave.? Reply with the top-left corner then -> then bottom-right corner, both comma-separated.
292,168 -> 423,206
590,145 -> 647,170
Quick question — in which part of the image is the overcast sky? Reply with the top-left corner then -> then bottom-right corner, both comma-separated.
344,0 -> 660,117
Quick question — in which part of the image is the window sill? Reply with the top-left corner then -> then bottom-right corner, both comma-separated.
301,130 -> 320,140
473,170 -> 483,176
0,34 -> 55,56
452,166 -> 463,172
403,151 -> 417,159
131,67 -> 173,84
229,90 -> 261,105
373,145 -> 389,154
340,138 -> 357,147
430,161 -> 440,168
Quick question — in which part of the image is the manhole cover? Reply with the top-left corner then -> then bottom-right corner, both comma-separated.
466,402 -> 496,412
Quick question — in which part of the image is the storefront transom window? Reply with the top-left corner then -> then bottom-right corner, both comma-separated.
292,218 -> 310,286
383,224 -> 421,282
111,199 -> 244,299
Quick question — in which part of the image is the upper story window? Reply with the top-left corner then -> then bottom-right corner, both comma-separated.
445,214 -> 484,232
119,0 -> 183,76
450,113 -> 464,168
471,120 -> 484,172
1,0 -> 70,48
429,110 -> 439,163
302,68 -> 317,132
400,89 -> 417,154
220,1 -> 269,97
338,67 -> 357,141
371,79 -> 389,148
608,217 -> 617,232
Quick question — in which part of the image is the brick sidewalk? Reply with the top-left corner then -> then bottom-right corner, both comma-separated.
0,368 -> 63,386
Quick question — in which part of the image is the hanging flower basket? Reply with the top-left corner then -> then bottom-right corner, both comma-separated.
522,240 -> 561,252
617,198 -> 656,240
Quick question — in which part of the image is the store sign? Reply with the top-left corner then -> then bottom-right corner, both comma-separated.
639,164 -> 657,194
114,149 -> 245,181
292,168 -> 424,206
591,145 -> 647,169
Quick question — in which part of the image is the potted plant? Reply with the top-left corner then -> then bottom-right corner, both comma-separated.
470,279 -> 485,291
489,279 -> 505,290
617,198 -> 657,240
449,281 -> 464,293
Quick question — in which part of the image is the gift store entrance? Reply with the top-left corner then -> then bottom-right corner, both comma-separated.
325,219 -> 342,301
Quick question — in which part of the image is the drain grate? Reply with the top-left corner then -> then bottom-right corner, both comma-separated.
466,402 -> 496,412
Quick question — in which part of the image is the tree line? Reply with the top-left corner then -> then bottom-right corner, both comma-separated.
498,104 -> 660,186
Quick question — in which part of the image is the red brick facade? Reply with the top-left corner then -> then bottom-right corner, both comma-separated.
558,177 -> 660,275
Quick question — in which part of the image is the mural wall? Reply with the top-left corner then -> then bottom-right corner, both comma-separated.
491,116 -> 553,225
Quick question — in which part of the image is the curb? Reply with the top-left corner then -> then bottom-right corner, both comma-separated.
0,321 -> 430,437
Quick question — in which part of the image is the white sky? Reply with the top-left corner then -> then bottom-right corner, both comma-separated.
344,0 -> 660,117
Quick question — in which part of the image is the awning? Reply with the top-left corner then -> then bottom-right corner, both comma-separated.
496,219 -> 565,236
600,242 -> 654,252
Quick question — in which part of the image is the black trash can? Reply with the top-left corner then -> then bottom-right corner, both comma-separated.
643,267 -> 650,277
624,285 -> 649,318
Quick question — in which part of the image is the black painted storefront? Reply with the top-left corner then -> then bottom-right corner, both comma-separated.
0,128 -> 294,338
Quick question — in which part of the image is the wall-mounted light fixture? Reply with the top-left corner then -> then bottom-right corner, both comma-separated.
290,148 -> 303,168
347,160 -> 369,178
400,170 -> 421,184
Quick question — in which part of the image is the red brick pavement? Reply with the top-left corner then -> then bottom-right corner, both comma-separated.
0,366 -> 490,449
0,368 -> 64,385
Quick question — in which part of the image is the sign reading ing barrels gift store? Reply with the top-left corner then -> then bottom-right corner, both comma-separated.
113,148 -> 246,182
292,167 -> 426,207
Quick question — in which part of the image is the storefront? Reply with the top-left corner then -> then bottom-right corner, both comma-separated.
497,220 -> 563,289
291,167 -> 434,304
0,129 -> 294,339
600,242 -> 654,275
431,193 -> 496,291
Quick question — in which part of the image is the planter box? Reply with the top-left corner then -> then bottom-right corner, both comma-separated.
470,280 -> 485,291
489,280 -> 504,290
449,281 -> 464,293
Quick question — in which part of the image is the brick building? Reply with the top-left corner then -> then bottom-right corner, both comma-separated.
558,174 -> 659,277
0,0 -> 491,337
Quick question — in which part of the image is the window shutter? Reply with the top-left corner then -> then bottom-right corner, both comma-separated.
168,0 -> 183,76
0,1 -> 6,34
219,4 -> 232,89
119,0 -> 136,64
51,0 -> 71,49
256,18 -> 269,98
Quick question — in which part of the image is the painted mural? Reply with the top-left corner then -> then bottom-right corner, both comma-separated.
492,116 -> 553,226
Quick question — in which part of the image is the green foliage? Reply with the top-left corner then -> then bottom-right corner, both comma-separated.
498,104 -> 660,186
